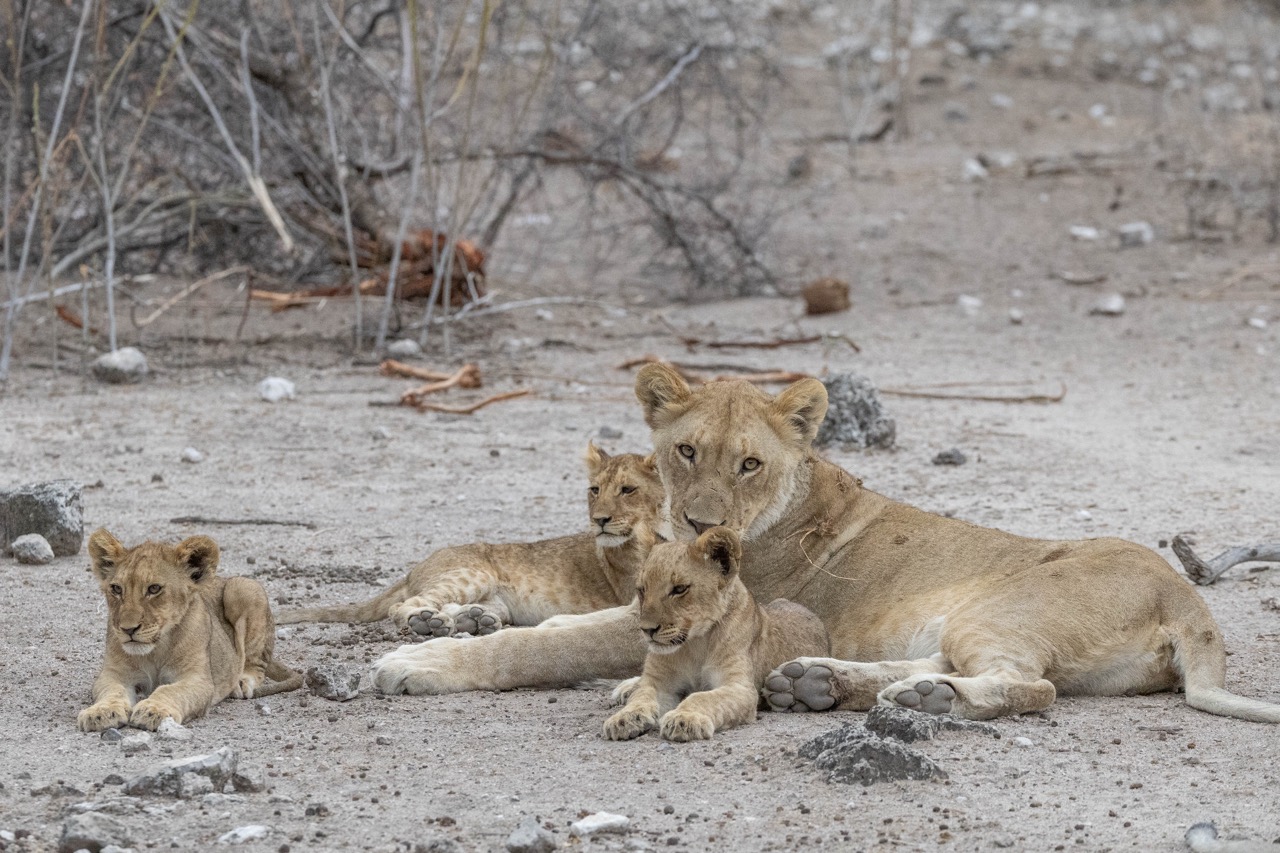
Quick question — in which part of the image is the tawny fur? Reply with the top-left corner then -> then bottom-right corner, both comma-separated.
604,527 -> 828,742
78,529 -> 302,732
279,447 -> 667,636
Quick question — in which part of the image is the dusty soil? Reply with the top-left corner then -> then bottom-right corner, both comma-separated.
3,1 -> 1280,851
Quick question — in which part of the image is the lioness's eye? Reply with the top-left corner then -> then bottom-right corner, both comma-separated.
146,584 -> 162,596
671,584 -> 689,596
678,444 -> 695,460
109,584 -> 122,596
589,486 -> 600,495
742,457 -> 760,472
620,485 -> 637,495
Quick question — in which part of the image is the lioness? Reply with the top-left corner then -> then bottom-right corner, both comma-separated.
604,527 -> 828,742
78,530 -> 302,732
280,445 -> 666,637
372,365 -> 1280,725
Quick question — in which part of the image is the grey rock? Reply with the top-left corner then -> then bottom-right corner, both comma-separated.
59,812 -> 132,853
506,816 -> 557,853
230,769 -> 266,794
0,480 -> 84,557
120,732 -> 152,755
1118,221 -> 1154,248
815,374 -> 896,450
257,377 -> 296,403
597,425 -> 624,440
305,665 -> 360,701
102,774 -> 125,786
1090,294 -> 1126,316
123,746 -> 237,798
387,339 -> 423,358
180,447 -> 204,464
931,448 -> 967,466
217,825 -> 269,844
91,347 -> 149,384
570,813 -> 629,837
798,723 -> 946,785
864,705 -> 998,743
99,728 -> 124,743
11,533 -> 54,564
156,718 -> 192,742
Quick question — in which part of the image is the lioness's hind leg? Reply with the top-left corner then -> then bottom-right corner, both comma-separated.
878,672 -> 1055,720
441,601 -> 510,636
763,655 -> 945,713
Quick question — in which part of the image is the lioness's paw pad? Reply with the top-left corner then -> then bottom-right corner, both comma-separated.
881,678 -> 956,715
762,660 -> 836,712
603,708 -> 657,741
78,704 -> 129,733
407,610 -> 454,638
451,605 -> 503,637
660,710 -> 715,742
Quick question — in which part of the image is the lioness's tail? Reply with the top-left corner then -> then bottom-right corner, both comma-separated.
276,578 -> 409,624
253,661 -> 305,697
1171,600 -> 1280,723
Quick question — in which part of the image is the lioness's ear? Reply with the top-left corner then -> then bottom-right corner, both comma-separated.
696,526 -> 741,577
88,529 -> 126,581
770,378 -> 828,444
635,363 -> 692,428
176,536 -> 219,583
583,441 -> 609,474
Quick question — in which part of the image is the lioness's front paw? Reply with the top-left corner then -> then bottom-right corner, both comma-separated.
611,676 -> 641,707
763,658 -> 837,712
129,699 -> 182,731
78,702 -> 129,733
603,706 -> 658,741
879,677 -> 957,715
447,603 -> 504,637
407,609 -> 455,638
371,638 -> 474,695
659,709 -> 715,742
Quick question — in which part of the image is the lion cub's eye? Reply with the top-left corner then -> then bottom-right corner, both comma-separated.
109,584 -> 123,596
588,486 -> 600,496
741,457 -> 761,472
678,444 -> 695,460
619,485 -> 637,495
146,584 -> 163,596
670,584 -> 689,596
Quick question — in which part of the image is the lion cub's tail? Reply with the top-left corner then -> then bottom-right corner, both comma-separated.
1171,606 -> 1280,724
276,579 -> 408,625
253,661 -> 305,697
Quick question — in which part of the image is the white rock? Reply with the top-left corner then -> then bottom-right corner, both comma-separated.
570,812 -> 630,838
962,158 -> 988,182
1247,316 -> 1267,329
989,93 -> 1014,109
371,426 -> 391,441
957,294 -> 983,316
534,309 -> 555,321
1075,509 -> 1093,521
181,447 -> 204,464
1013,736 -> 1035,748
1008,308 -> 1025,325
257,377 -> 295,403
11,533 -> 54,565
218,825 -> 270,844
386,339 -> 422,358
157,718 -> 193,742
1090,294 -> 1126,316
1118,221 -> 1154,247
1069,225 -> 1101,241
92,347 -> 149,384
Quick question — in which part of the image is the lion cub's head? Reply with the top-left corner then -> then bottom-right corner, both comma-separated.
584,444 -> 667,548
88,529 -> 220,657
633,526 -> 743,655
635,364 -> 827,542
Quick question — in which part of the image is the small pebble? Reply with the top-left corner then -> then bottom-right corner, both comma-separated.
258,377 -> 296,403
957,294 -> 983,316
1247,316 -> 1267,329
1118,221 -> 1154,247
386,339 -> 423,358
1075,509 -> 1093,521
598,426 -> 624,440
1090,294 -> 1126,316
181,447 -> 204,464
1008,307 -> 1025,325
1013,736 -> 1035,748
932,448 -> 967,466
1070,225 -> 1101,241
375,736 -> 392,746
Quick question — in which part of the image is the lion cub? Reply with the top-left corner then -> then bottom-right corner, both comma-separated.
604,527 -> 829,742
78,530 -> 302,732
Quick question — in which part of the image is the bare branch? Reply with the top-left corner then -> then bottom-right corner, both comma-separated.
1172,535 -> 1280,586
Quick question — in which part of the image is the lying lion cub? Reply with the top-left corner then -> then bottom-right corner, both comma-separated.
78,530 -> 302,732
278,444 -> 667,637
604,527 -> 828,742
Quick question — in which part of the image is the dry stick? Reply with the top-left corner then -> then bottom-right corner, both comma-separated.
412,388 -> 531,415
134,265 -> 248,327
169,515 -> 317,529
379,359 -> 480,384
1171,535 -> 1280,586
880,382 -> 1068,404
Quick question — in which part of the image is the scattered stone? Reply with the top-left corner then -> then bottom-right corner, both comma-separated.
801,277 -> 851,315
0,480 -> 84,557
151,473 -> 164,483
1075,509 -> 1093,522
257,377 -> 296,403
1247,317 -> 1268,330
799,724 -> 946,785
372,426 -> 392,441
156,718 -> 193,742
91,347 -> 149,384
305,665 -> 360,702
1008,307 -> 1025,325
387,339 -> 423,358
957,294 -> 983,316
102,774 -> 125,786
932,448 -> 967,466
962,158 -> 988,182
1013,736 -> 1035,748
1069,225 -> 1101,241
1118,221 -> 1154,248
786,153 -> 812,181
123,746 -> 237,798
864,706 -> 998,743
597,426 -> 624,440
943,102 -> 969,122
180,447 -> 204,464
100,728 -> 125,743
230,769 -> 266,794
59,812 -> 132,853
815,374 -> 895,450
506,816 -> 557,853
570,813 -> 630,838
375,736 -> 392,746
120,732 -> 153,755
11,533 -> 54,564
1262,597 -> 1280,612
1090,294 -> 1126,316
218,825 -> 270,845
989,93 -> 1013,109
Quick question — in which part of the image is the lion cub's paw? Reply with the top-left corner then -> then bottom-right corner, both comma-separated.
406,609 -> 455,638
78,702 -> 130,733
659,709 -> 715,742
610,676 -> 641,707
447,603 -> 504,637
762,658 -> 838,712
603,706 -> 658,741
233,670 -> 264,699
129,699 -> 182,731
879,677 -> 957,715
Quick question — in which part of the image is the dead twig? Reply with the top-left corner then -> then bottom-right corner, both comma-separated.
379,359 -> 480,384
134,266 -> 248,327
412,388 -> 531,414
55,305 -> 94,332
880,382 -> 1068,404
1171,534 -> 1280,585
169,515 -> 317,529
397,363 -> 483,406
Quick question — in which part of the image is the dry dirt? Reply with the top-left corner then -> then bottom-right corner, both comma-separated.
3,2 -> 1280,851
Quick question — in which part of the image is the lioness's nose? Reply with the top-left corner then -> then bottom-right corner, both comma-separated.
643,627 -> 658,639
684,514 -> 719,536
594,515 -> 611,528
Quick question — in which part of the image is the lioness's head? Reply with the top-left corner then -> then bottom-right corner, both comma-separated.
635,364 -> 827,541
633,526 -> 743,655
88,529 -> 220,657
584,444 -> 666,548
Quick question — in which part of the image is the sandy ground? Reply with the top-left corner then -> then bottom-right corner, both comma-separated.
4,1 -> 1280,850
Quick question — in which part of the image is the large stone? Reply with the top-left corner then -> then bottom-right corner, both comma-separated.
569,813 -> 629,838
305,665 -> 360,701
59,812 -> 132,853
11,533 -> 54,564
0,480 -> 83,557
506,816 -> 557,853
864,705 -> 998,743
814,374 -> 895,450
124,747 -> 238,798
798,723 -> 946,785
91,347 -> 149,384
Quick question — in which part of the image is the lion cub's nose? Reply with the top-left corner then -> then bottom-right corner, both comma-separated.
594,515 -> 612,529
684,515 -> 718,536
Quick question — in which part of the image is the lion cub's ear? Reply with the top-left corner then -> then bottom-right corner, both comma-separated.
176,536 -> 220,583
770,378 -> 829,445
635,363 -> 692,428
694,526 -> 741,579
583,441 -> 610,474
88,529 -> 127,581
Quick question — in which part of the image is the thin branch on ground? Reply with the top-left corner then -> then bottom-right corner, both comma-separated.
410,387 -> 531,414
1171,535 -> 1280,585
